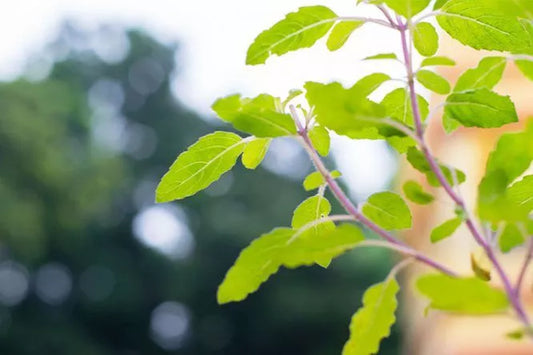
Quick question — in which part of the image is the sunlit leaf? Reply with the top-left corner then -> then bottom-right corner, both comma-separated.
381,88 -> 429,127
437,0 -> 533,53
156,132 -> 245,202
362,192 -> 412,230
305,81 -> 388,139
351,73 -> 391,97
421,56 -> 456,67
292,195 -> 333,229
499,223 -> 525,253
246,6 -> 338,65
416,274 -> 509,314
364,53 -> 398,61
413,22 -> 439,57
508,175 -> 533,213
430,217 -> 462,243
383,0 -> 431,18
308,126 -> 331,156
217,224 -> 364,304
212,94 -> 296,137
303,170 -> 341,191
327,21 -> 365,51
416,70 -> 451,95
516,60 -> 533,81
342,278 -> 399,355
403,180 -> 435,205
242,138 -> 271,169
454,57 -> 507,92
444,89 -> 518,128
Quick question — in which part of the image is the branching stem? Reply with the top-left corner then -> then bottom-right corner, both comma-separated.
289,105 -> 458,277
397,18 -> 532,329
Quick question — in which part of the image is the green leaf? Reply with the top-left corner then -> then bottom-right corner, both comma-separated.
444,89 -> 518,128
282,89 -> 303,109
291,195 -> 333,229
327,21 -> 365,51
342,278 -> 399,355
434,0 -> 450,10
516,60 -> 533,81
413,22 -> 439,57
478,171 -> 530,223
485,121 -> 533,181
308,126 -> 330,156
351,73 -> 391,97
470,250 -> 491,281
156,132 -> 245,202
508,175 -> 533,213
416,70 -> 451,95
363,53 -> 398,61
421,56 -> 456,67
406,147 -> 466,187
430,217 -> 462,243
403,180 -> 435,205
246,6 -> 338,65
386,136 -> 417,154
437,0 -> 533,53
381,88 -> 429,127
383,0 -> 431,18
416,274 -> 510,314
212,94 -> 296,137
362,192 -> 412,230
454,57 -> 507,92
305,81 -> 387,139
303,170 -> 341,191
242,138 -> 271,169
499,223 -> 525,253
217,224 -> 365,304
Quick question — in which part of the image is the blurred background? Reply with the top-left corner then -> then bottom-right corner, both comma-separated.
0,1 -> 406,354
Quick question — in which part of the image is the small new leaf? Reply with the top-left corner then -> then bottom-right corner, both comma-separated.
342,278 -> 399,355
421,56 -> 456,67
416,274 -> 510,314
303,171 -> 341,191
291,195 -> 332,229
403,180 -> 435,205
327,21 -> 365,51
156,132 -> 245,202
364,53 -> 398,61
308,126 -> 331,156
362,192 -> 412,230
242,138 -> 271,169
430,217 -> 462,243
246,6 -> 337,65
212,94 -> 297,137
413,22 -> 439,57
416,70 -> 451,95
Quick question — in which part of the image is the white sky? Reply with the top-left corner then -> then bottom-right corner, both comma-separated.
0,0 -> 404,200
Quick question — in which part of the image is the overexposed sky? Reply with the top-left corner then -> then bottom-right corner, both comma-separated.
0,0 -> 407,200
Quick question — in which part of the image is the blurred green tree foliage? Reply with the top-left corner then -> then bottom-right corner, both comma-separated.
0,25 -> 398,354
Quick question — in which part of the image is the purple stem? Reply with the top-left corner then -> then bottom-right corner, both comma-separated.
290,106 -> 458,277
516,237 -> 533,294
398,23 -> 531,327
